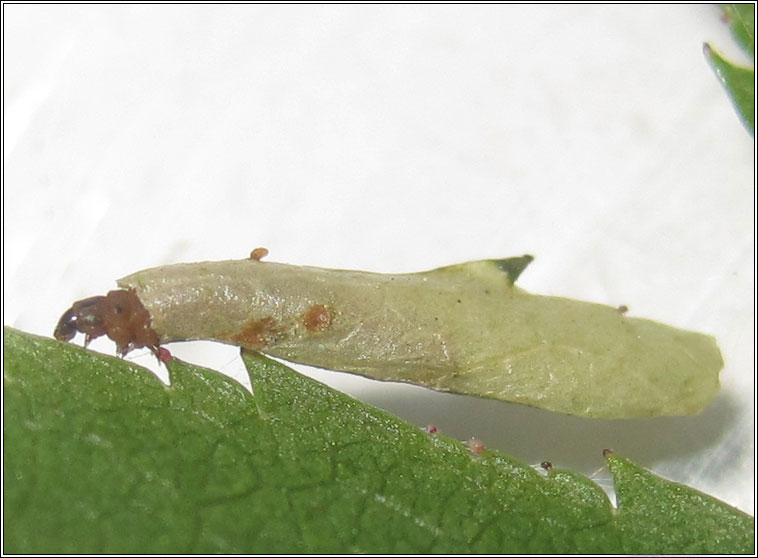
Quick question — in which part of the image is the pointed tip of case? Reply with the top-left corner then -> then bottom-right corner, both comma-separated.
493,254 -> 534,284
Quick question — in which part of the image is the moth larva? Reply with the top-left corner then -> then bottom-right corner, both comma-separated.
54,254 -> 722,419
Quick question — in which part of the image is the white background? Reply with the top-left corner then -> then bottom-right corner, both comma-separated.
5,5 -> 754,516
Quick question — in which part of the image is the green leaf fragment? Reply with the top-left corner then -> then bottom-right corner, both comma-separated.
3,327 -> 753,554
705,5 -> 755,135
723,4 -> 755,59
606,453 -> 754,554
704,43 -> 755,135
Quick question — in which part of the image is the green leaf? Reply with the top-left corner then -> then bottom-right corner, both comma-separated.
3,327 -> 753,553
606,453 -> 754,554
723,4 -> 755,59
704,5 -> 755,135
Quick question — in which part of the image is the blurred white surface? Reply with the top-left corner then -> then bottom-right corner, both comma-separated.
4,5 -> 754,516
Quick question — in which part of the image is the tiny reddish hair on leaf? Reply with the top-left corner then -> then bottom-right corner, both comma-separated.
424,425 -> 438,434
467,438 -> 485,455
540,461 -> 553,471
159,347 -> 173,362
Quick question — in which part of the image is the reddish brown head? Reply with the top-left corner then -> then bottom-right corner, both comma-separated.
54,289 -> 160,357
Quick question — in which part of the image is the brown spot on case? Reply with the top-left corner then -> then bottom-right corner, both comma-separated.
302,304 -> 332,333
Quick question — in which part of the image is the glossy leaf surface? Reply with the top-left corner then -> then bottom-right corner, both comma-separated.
3,327 -> 752,553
